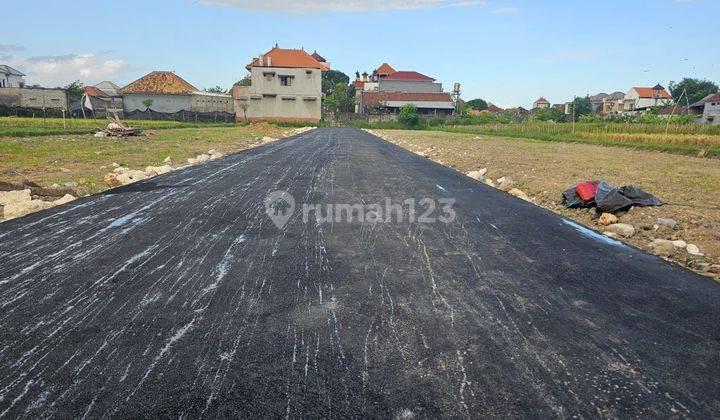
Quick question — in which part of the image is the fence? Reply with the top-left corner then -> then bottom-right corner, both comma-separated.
124,109 -> 235,123
0,105 -> 67,118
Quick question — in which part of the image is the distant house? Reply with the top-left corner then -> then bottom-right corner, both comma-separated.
622,84 -> 673,113
359,91 -> 454,117
487,103 -> 504,114
691,92 -> 720,125
378,71 -> 444,94
601,92 -> 625,114
0,65 -> 25,88
532,97 -> 550,109
70,86 -> 124,117
588,93 -> 609,113
94,81 -> 121,97
120,71 -> 232,114
241,46 -> 326,122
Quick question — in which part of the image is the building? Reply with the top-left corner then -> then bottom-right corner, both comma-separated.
487,103 -> 504,115
379,71 -> 443,93
691,92 -> 720,125
0,86 -> 67,110
358,91 -> 454,117
0,65 -> 25,88
532,97 -> 550,109
622,84 -> 673,113
120,71 -> 232,114
588,93 -> 609,113
94,81 -> 121,97
70,86 -> 124,117
240,47 -> 326,122
601,92 -> 625,114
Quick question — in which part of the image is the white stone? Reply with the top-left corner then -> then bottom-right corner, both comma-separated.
0,189 -> 31,206
686,244 -> 703,256
604,223 -> 635,238
672,240 -> 687,249
163,156 -> 172,164
53,194 -> 75,206
3,199 -> 55,220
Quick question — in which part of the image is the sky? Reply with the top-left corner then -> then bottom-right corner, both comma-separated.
2,0 -> 719,108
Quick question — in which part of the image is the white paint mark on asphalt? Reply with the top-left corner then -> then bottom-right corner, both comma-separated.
562,219 -> 628,248
436,184 -> 447,193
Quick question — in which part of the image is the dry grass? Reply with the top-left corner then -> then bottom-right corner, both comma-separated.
0,123 -> 284,194
376,129 -> 720,278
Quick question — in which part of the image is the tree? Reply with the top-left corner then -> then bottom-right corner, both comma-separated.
324,82 -> 353,121
236,101 -> 249,122
204,86 -> 228,94
322,70 -> 350,96
466,98 -> 488,111
567,96 -> 592,120
63,80 -> 84,102
670,78 -> 719,105
142,98 -> 154,119
398,104 -> 419,126
535,107 -> 565,122
234,75 -> 252,86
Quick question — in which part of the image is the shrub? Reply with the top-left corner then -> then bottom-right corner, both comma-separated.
398,104 -> 419,126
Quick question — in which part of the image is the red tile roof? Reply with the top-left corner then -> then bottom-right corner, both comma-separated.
120,71 -> 197,95
247,47 -> 328,70
363,91 -> 452,106
632,87 -> 672,99
83,86 -> 109,98
534,97 -> 550,104
353,80 -> 365,90
487,104 -> 504,114
383,71 -> 435,81
376,63 -> 396,75
311,51 -> 326,62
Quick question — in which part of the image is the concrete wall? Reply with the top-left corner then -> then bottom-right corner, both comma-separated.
245,67 -> 322,121
0,87 -> 67,109
190,93 -> 234,113
123,93 -> 191,113
378,80 -> 442,93
703,101 -> 720,125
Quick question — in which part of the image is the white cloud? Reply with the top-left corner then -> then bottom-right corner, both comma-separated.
199,0 -> 486,12
5,53 -> 127,87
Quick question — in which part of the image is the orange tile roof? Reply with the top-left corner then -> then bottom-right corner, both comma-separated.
82,86 -> 109,98
632,87 -> 672,99
534,97 -> 550,104
376,63 -> 396,75
120,71 -> 197,95
248,48 -> 327,70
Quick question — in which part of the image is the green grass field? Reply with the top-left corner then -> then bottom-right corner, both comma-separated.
0,117 -> 237,137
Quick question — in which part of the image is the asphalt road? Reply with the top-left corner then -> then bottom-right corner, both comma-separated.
1,127 -> 719,418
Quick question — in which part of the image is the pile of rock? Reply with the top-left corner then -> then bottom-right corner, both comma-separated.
0,189 -> 76,221
104,149 -> 226,188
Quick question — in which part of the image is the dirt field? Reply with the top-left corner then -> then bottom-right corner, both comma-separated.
374,129 -> 720,279
0,123 -> 284,194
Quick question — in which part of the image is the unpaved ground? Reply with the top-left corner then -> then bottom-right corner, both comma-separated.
375,129 -> 720,279
0,122 -> 285,195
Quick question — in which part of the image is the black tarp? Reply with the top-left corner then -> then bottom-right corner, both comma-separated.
563,180 -> 662,214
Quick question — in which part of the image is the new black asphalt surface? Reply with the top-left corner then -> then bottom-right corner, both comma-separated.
1,127 -> 719,418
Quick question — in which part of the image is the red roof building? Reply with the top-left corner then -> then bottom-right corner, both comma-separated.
247,47 -> 329,71
383,71 -> 435,82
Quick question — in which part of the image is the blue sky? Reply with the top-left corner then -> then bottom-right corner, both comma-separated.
2,0 -> 718,107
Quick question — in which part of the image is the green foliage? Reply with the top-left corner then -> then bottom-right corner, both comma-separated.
141,99 -> 154,110
671,78 -> 719,105
234,75 -> 252,86
324,82 -> 354,121
466,98 -> 488,111
567,96 -> 592,119
322,70 -> 350,96
535,107 -> 566,122
398,104 -> 419,126
63,80 -> 84,102
204,86 -> 228,94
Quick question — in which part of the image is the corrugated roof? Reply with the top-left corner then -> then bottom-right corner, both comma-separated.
632,87 -> 672,99
247,48 -> 327,70
363,91 -> 453,106
383,71 -> 435,81
0,64 -> 26,76
120,71 -> 197,95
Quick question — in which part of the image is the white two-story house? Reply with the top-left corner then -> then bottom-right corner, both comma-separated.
241,47 -> 327,123
622,84 -> 673,113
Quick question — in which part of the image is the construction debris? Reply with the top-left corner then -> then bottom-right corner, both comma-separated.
562,180 -> 662,214
93,114 -> 143,137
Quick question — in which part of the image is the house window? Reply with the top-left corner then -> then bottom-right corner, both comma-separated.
280,76 -> 294,86
265,74 -> 274,82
